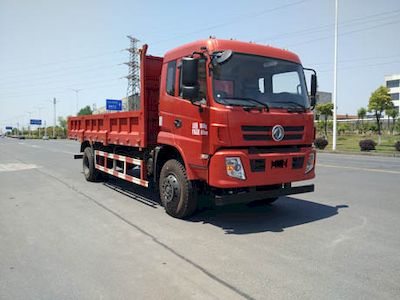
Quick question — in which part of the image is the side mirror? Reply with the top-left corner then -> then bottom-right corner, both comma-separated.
310,73 -> 317,108
181,57 -> 199,102
212,50 -> 233,66
182,86 -> 199,101
181,57 -> 198,86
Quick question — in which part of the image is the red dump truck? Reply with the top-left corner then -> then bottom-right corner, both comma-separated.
68,38 -> 317,218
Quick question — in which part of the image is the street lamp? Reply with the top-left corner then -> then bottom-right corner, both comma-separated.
34,106 -> 44,138
72,89 -> 83,115
25,111 -> 32,137
332,0 -> 339,151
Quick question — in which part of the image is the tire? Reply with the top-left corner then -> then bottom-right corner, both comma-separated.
159,159 -> 197,219
82,147 -> 101,182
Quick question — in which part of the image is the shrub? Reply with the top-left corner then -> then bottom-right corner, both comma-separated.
359,139 -> 376,151
367,123 -> 378,132
395,141 -> 400,152
314,137 -> 328,150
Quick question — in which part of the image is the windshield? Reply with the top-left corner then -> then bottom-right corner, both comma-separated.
212,52 -> 309,109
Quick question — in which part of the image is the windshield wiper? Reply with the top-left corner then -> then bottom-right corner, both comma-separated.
270,101 -> 307,112
220,97 -> 270,112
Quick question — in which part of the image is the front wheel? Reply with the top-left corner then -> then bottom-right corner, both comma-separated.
159,159 -> 197,219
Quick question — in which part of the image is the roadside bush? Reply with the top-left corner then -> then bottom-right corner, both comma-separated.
395,141 -> 400,152
359,139 -> 376,151
367,123 -> 378,133
314,137 -> 329,150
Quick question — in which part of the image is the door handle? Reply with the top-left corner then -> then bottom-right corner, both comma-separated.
174,119 -> 182,128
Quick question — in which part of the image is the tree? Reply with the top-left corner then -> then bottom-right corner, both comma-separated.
368,86 -> 392,144
357,107 -> 367,133
386,107 -> 399,134
357,107 -> 367,124
316,102 -> 333,137
58,116 -> 67,137
77,105 -> 92,116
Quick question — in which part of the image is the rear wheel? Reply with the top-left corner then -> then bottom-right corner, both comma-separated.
82,147 -> 101,182
159,159 -> 197,219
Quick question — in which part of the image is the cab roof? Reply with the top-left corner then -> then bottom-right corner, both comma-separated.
163,38 -> 302,64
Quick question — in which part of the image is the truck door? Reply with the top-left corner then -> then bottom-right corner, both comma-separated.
174,58 -> 210,180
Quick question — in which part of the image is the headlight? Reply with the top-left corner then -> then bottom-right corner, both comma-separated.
225,157 -> 246,180
305,152 -> 315,174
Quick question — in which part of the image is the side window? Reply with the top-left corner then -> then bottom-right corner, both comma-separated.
166,60 -> 176,96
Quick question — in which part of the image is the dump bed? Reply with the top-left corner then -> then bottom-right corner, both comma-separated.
68,45 -> 162,148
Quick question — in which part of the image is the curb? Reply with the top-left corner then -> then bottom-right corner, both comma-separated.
317,149 -> 400,158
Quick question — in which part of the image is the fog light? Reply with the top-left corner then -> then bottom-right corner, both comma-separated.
225,157 -> 246,180
305,152 -> 315,174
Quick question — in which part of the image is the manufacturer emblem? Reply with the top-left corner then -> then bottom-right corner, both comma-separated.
272,125 -> 285,141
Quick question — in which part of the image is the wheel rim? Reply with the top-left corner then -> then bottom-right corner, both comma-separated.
162,174 -> 180,203
83,155 -> 90,176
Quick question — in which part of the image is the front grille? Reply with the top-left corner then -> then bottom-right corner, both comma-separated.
248,146 -> 300,154
242,125 -> 304,141
243,134 -> 270,141
241,125 -> 272,132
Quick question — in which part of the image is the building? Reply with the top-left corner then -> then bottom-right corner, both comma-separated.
385,74 -> 400,113
316,91 -> 332,104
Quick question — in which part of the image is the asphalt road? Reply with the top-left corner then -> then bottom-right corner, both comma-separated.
1,138 -> 399,299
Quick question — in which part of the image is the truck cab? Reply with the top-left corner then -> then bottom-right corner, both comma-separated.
157,38 -> 316,207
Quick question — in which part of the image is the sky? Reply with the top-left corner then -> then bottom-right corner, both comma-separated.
1,0 -> 400,129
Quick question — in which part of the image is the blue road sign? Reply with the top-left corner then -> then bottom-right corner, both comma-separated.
30,119 -> 42,125
106,99 -> 122,111
5,126 -> 13,130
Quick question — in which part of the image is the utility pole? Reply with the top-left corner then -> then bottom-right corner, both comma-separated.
26,111 -> 32,138
72,89 -> 83,115
124,36 -> 140,110
53,97 -> 57,139
35,106 -> 44,138
332,0 -> 339,151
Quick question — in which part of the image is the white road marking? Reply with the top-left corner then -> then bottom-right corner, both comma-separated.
0,163 -> 38,172
16,142 -> 75,155
318,163 -> 400,174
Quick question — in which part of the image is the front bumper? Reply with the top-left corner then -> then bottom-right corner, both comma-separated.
208,147 -> 316,188
214,184 -> 314,206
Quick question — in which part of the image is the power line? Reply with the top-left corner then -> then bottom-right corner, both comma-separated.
149,0 -> 308,45
310,54 -> 400,66
0,49 -> 124,74
0,62 -> 125,86
285,19 -> 400,48
255,8 -> 400,43
318,60 -> 400,73
0,77 -> 123,99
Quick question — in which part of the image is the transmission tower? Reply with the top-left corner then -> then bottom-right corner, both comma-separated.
124,36 -> 140,109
